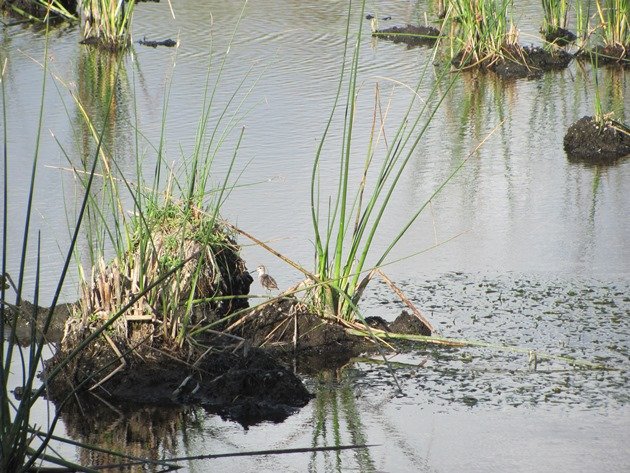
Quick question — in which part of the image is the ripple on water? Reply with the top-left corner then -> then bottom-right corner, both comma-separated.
354,273 -> 630,411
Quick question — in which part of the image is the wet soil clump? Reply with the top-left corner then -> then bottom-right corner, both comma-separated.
542,27 -> 577,46
563,116 -> 630,163
453,45 -> 573,79
582,45 -> 630,68
44,337 -> 312,428
373,24 -> 441,48
40,209 -> 311,427
230,298 -> 432,372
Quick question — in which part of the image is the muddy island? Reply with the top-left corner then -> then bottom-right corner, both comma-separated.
563,116 -> 630,163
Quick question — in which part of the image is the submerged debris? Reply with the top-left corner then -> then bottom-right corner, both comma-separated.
138,37 -> 178,48
372,24 -> 441,48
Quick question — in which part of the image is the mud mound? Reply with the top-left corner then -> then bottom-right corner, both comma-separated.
563,116 -> 630,163
543,27 -> 577,46
388,311 -> 432,335
44,340 -> 312,428
231,298 -> 364,360
583,45 -> 630,68
230,298 -> 432,371
453,45 -> 573,79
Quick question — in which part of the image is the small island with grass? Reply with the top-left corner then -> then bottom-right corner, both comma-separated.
2,0 -> 627,471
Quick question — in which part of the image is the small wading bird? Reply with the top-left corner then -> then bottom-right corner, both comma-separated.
254,265 -> 278,292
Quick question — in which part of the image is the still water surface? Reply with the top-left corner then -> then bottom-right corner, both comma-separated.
1,0 -> 629,471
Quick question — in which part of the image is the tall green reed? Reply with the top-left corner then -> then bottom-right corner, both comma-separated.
595,0 -> 630,48
575,0 -> 592,48
540,0 -> 569,36
449,0 -> 518,67
309,0 -> 459,322
80,0 -> 136,50
541,0 -> 570,33
1,4 -> 254,463
0,34 -> 157,471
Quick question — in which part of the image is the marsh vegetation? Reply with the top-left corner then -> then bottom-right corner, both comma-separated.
1,0 -> 629,471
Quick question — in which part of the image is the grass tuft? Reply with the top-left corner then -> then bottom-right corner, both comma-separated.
448,0 -> 519,68
595,0 -> 630,48
308,1 -> 459,322
80,0 -> 136,51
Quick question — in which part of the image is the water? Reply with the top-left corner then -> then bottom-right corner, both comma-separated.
1,0 -> 629,471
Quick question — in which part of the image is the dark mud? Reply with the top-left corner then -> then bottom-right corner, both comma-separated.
229,297 -> 432,372
453,45 -> 573,79
41,296 -> 430,427
563,116 -> 630,163
373,24 -> 440,48
582,44 -> 630,68
542,27 -> 577,46
44,341 -> 312,428
494,46 -> 573,78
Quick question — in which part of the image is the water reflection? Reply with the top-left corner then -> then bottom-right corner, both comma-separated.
310,370 -> 375,473
60,402 -> 196,471
73,48 -> 132,168
2,1 -> 629,471
67,47 -> 134,274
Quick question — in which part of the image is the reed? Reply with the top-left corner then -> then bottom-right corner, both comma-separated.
80,0 -> 136,50
0,36 -> 148,470
449,0 -> 518,68
541,0 -> 569,35
2,0 -> 78,22
309,0 -> 458,322
575,0 -> 591,48
61,3 -> 257,348
593,67 -> 604,125
595,0 -> 630,48
1,5 -> 253,467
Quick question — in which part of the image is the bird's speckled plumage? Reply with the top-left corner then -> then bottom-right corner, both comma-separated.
255,265 -> 278,291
